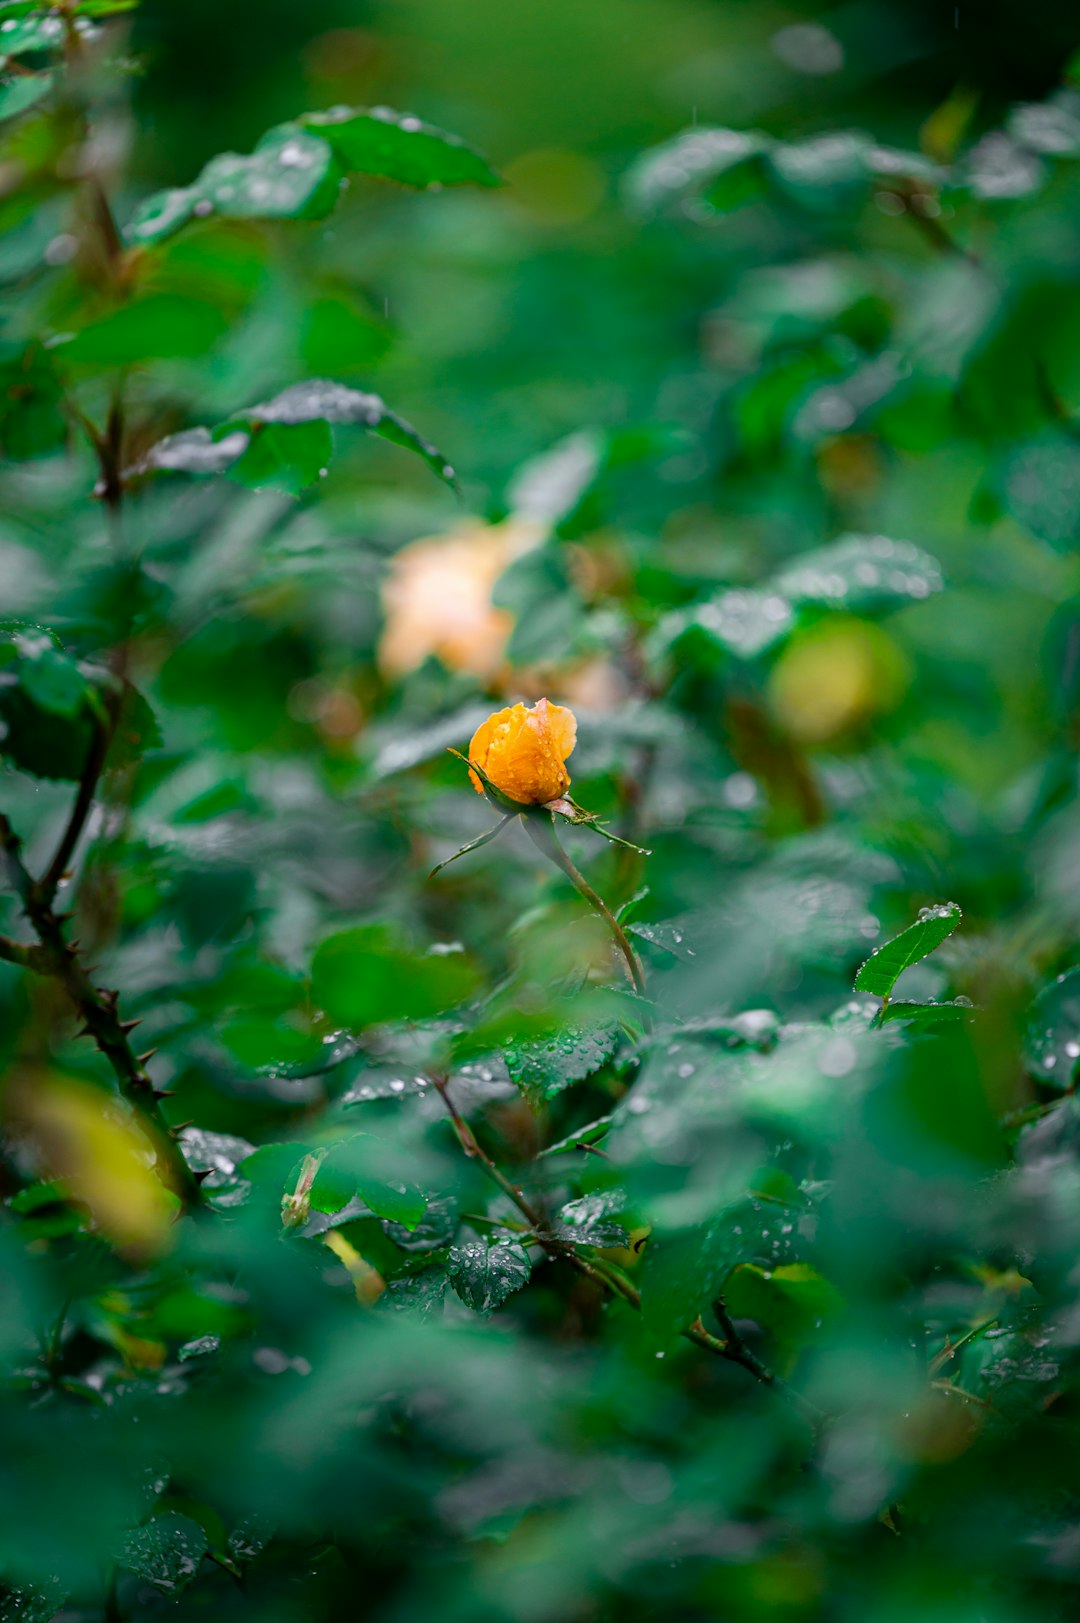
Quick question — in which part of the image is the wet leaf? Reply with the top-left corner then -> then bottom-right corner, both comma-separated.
448,1239 -> 531,1312
774,535 -> 943,610
1024,968 -> 1080,1087
0,11 -> 64,60
0,70 -> 50,120
505,1023 -> 620,1102
628,921 -> 698,962
553,1192 -> 629,1248
379,1266 -> 449,1317
128,124 -> 342,245
878,997 -> 975,1028
723,1261 -> 843,1356
627,126 -> 773,215
116,1513 -> 208,1595
301,104 -> 500,189
854,903 -> 962,999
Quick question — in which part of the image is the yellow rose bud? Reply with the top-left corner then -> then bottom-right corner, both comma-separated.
468,698 -> 577,805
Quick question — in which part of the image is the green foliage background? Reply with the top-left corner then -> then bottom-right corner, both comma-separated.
3,2 -> 1080,1620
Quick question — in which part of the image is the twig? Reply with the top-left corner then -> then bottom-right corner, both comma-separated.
41,708 -> 114,900
0,812 -> 201,1207
0,933 -> 52,974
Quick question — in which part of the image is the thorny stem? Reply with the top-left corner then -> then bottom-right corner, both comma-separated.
0,812 -> 201,1208
523,815 -> 648,1003
432,1074 -> 822,1424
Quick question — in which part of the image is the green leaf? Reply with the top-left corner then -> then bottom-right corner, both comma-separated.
1009,90 -> 1080,157
311,925 -> 478,1029
355,1178 -> 427,1230
0,645 -> 156,784
116,1513 -> 208,1596
126,106 -> 497,247
996,434 -> 1080,551
18,642 -> 88,717
628,921 -> 698,962
228,419 -> 333,496
554,1192 -> 628,1248
723,1262 -> 844,1356
226,1514 -> 273,1564
7,1179 -> 67,1214
382,1195 -> 458,1252
640,1197 -> 799,1345
301,104 -> 500,190
854,903 -> 962,999
627,126 -> 772,215
134,381 -> 457,490
127,123 -> 342,246
0,69 -> 50,119
447,1238 -> 531,1312
56,294 -> 230,367
1024,968 -> 1080,1087
767,131 -> 873,211
539,1114 -> 614,1157
380,1267 -> 448,1317
0,10 -> 64,60
244,379 -> 458,487
505,1022 -> 620,1103
0,631 -> 95,780
0,341 -> 66,458
181,1127 -> 257,1177
0,1580 -> 69,1623
659,590 -> 794,663
134,425 -> 251,476
309,1137 -> 427,1229
878,998 -> 975,1028
774,535 -> 943,611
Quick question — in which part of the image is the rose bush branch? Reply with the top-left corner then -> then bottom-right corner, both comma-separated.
0,812 -> 201,1207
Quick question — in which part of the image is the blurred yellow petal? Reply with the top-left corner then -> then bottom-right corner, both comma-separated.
16,1075 -> 179,1257
379,517 -> 543,680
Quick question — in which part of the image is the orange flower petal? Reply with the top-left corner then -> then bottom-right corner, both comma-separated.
467,699 -> 577,805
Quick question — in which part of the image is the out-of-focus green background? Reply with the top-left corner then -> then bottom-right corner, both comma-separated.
4,1 -> 1080,1620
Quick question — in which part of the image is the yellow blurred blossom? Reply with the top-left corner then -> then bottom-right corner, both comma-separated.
17,1074 -> 178,1256
379,517 -> 543,681
468,697 -> 577,805
768,619 -> 909,744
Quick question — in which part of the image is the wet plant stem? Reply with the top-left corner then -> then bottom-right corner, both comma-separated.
523,815 -> 648,1003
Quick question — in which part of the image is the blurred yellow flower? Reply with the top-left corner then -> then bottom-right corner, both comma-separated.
768,619 -> 909,744
17,1075 -> 178,1256
378,517 -> 543,681
468,697 -> 577,804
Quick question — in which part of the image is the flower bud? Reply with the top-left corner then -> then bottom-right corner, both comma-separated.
468,698 -> 577,806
